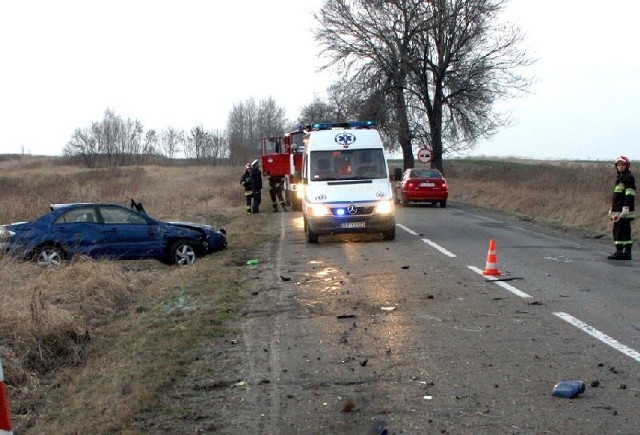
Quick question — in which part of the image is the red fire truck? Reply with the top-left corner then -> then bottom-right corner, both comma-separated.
260,127 -> 306,211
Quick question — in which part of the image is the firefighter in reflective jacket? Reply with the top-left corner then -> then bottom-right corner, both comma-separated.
268,175 -> 287,212
608,155 -> 636,260
240,163 -> 253,214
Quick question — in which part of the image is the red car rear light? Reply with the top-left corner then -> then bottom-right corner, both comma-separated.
406,181 -> 415,189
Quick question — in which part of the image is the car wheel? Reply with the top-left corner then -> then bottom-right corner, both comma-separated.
383,225 -> 396,241
34,245 -> 65,267
440,200 -> 447,208
305,222 -> 319,243
168,239 -> 197,265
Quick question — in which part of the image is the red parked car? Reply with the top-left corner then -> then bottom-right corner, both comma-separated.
394,168 -> 448,207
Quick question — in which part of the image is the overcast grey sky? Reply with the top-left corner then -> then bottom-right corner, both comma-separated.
1,0 -> 638,161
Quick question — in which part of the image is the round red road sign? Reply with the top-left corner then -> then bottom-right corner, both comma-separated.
417,147 -> 432,163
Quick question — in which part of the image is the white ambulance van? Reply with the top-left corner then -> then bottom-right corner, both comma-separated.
300,121 -> 395,243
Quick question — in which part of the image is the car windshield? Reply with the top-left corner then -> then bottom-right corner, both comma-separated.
410,169 -> 442,178
310,149 -> 387,180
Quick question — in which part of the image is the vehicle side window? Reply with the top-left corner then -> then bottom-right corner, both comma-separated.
99,206 -> 148,224
55,207 -> 98,224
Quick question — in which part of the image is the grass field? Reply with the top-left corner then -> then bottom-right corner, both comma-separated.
0,155 -> 634,432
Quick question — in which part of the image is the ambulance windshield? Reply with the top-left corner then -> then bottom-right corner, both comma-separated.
310,149 -> 387,181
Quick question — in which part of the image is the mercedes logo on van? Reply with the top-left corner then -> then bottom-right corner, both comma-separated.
335,132 -> 356,147
347,204 -> 357,215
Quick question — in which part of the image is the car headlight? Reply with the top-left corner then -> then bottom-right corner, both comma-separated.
307,203 -> 331,217
375,200 -> 394,215
0,226 -> 15,241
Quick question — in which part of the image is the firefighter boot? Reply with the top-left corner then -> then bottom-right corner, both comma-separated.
280,201 -> 287,212
607,246 -> 625,260
622,245 -> 632,260
273,203 -> 279,212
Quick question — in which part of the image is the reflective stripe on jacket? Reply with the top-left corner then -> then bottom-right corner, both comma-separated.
611,170 -> 636,219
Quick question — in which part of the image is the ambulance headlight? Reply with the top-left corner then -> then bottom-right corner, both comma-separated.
374,200 -> 394,215
307,203 -> 331,217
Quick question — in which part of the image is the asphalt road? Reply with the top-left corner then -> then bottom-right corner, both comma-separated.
225,203 -> 640,434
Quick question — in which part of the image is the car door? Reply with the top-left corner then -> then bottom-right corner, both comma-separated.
96,205 -> 163,259
53,206 -> 103,256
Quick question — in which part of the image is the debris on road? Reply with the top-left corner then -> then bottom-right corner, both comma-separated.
552,380 -> 586,398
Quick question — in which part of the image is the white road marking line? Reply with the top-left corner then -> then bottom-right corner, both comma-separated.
422,238 -> 457,257
553,312 -> 640,363
396,223 -> 419,236
468,266 -> 532,298
396,224 -> 456,257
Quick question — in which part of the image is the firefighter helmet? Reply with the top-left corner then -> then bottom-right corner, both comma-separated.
251,159 -> 259,167
614,155 -> 630,169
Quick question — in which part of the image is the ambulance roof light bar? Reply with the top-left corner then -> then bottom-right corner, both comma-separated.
309,121 -> 376,131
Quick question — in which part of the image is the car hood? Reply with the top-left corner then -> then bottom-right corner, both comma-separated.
167,221 -> 226,235
2,221 -> 29,231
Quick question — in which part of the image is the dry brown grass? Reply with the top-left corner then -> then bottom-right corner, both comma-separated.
0,155 -> 634,432
446,159 -> 634,239
0,157 -> 270,432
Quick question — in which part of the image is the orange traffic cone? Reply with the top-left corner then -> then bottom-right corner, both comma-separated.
482,239 -> 501,276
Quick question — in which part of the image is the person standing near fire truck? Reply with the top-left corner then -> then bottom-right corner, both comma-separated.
250,159 -> 263,213
240,163 -> 253,214
268,175 -> 287,212
608,155 -> 636,260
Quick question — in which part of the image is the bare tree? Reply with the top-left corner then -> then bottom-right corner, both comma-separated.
117,118 -> 143,165
227,102 -> 252,165
184,125 -> 208,160
315,0 -> 426,169
297,94 -> 339,125
315,0 -> 533,171
406,0 -> 533,170
63,127 -> 100,168
65,108 -> 150,167
257,97 -> 287,137
160,127 -> 184,159
143,129 -> 159,156
204,129 -> 228,164
227,97 -> 287,165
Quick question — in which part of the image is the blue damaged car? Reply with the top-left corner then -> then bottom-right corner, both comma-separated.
0,200 -> 227,266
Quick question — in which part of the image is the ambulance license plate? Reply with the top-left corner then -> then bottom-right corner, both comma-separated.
341,221 -> 365,229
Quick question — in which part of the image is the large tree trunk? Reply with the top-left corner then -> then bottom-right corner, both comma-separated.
429,84 -> 445,173
393,86 -> 414,171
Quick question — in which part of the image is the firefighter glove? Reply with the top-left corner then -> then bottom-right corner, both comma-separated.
620,206 -> 630,218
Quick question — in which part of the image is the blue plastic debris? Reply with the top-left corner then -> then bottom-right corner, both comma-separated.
552,380 -> 586,398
